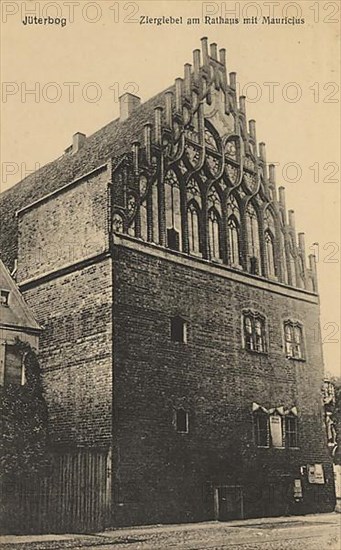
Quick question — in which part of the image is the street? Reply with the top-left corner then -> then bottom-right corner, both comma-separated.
0,513 -> 340,549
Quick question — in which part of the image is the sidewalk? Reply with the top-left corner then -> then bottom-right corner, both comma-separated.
1,512 -> 339,548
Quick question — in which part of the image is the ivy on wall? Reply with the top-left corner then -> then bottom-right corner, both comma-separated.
0,338 -> 50,481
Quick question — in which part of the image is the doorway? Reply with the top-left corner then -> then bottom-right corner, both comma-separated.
214,485 -> 243,521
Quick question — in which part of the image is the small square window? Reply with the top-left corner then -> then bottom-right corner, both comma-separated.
0,290 -> 9,307
171,316 -> 187,343
175,409 -> 189,433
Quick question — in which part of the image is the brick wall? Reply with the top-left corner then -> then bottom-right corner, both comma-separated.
17,167 -> 110,284
17,168 -> 113,449
22,259 -> 113,448
112,240 -> 335,525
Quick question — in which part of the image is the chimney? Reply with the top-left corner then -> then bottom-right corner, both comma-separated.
119,93 -> 141,122
72,132 -> 86,154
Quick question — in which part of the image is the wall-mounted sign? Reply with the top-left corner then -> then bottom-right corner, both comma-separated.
294,479 -> 303,499
307,464 -> 325,484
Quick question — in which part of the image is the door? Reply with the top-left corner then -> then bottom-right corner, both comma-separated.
215,486 -> 243,521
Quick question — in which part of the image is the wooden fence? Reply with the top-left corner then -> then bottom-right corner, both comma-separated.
1,448 -> 111,534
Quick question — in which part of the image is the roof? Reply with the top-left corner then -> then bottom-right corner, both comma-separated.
0,259 -> 41,331
0,86 -> 172,270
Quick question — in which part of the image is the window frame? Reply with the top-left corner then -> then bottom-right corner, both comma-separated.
284,321 -> 305,361
175,408 -> 189,434
253,410 -> 270,448
242,311 -> 267,354
285,414 -> 299,448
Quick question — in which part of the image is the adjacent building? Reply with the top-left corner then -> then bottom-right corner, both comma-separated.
0,259 -> 40,386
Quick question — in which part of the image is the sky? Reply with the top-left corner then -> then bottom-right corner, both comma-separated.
1,0 -> 340,375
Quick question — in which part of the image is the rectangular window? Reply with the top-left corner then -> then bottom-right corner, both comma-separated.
284,322 -> 304,359
243,313 -> 266,353
270,415 -> 283,447
254,413 -> 269,447
0,290 -> 9,306
4,345 -> 24,386
175,409 -> 189,433
171,316 -> 187,343
285,415 -> 298,448
167,228 -> 180,251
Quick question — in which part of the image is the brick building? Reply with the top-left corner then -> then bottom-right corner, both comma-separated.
0,38 -> 335,529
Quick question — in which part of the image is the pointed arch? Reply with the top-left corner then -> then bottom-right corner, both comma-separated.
246,201 -> 261,274
280,230 -> 289,284
263,207 -> 278,278
207,185 -> 223,261
227,194 -> 242,266
187,178 -> 202,208
265,230 -> 276,277
208,208 -> 222,261
187,200 -> 201,256
165,169 -> 182,251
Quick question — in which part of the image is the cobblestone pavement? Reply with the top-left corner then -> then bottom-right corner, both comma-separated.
1,513 -> 340,549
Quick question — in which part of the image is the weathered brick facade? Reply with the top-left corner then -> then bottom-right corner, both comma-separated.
111,239 -> 334,524
0,38 -> 335,528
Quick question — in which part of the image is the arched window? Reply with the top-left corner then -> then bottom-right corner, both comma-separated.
264,208 -> 277,278
165,170 -> 182,251
227,195 -> 242,266
187,203 -> 201,255
246,203 -> 261,274
265,230 -> 276,277
207,186 -> 222,261
208,209 -> 222,260
280,231 -> 288,284
228,217 -> 241,266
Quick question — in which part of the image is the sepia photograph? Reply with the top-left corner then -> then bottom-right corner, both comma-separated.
0,1 -> 340,548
